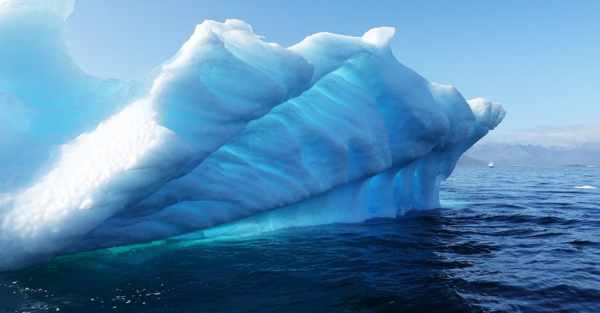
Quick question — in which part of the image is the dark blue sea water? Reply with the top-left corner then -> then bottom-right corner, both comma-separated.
1,167 -> 599,312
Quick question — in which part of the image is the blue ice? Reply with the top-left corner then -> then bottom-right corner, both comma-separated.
0,0 -> 505,271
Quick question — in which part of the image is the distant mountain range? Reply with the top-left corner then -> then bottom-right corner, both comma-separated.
459,142 -> 600,167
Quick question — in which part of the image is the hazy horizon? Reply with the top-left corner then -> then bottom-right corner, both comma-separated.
478,123 -> 600,147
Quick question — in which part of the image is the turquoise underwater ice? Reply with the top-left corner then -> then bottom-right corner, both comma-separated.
0,0 -> 504,271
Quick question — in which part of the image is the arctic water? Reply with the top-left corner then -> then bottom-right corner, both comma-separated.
1,167 -> 598,313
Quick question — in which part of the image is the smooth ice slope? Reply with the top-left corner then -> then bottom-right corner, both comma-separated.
0,0 -> 505,271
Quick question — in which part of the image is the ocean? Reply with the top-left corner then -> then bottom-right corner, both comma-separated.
1,167 -> 599,312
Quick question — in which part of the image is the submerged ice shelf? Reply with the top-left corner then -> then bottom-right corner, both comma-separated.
0,0 -> 505,271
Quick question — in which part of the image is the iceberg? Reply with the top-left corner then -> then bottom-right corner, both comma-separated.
0,0 -> 505,271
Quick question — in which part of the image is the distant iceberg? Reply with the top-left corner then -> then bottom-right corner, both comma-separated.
0,0 -> 505,271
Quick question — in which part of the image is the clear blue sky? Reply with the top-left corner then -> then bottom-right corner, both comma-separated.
65,0 -> 600,137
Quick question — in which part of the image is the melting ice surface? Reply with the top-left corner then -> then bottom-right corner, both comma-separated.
0,0 -> 505,271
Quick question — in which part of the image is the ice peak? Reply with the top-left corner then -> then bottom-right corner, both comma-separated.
362,27 -> 395,48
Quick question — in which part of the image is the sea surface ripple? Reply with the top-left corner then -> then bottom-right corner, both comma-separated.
1,167 -> 599,312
